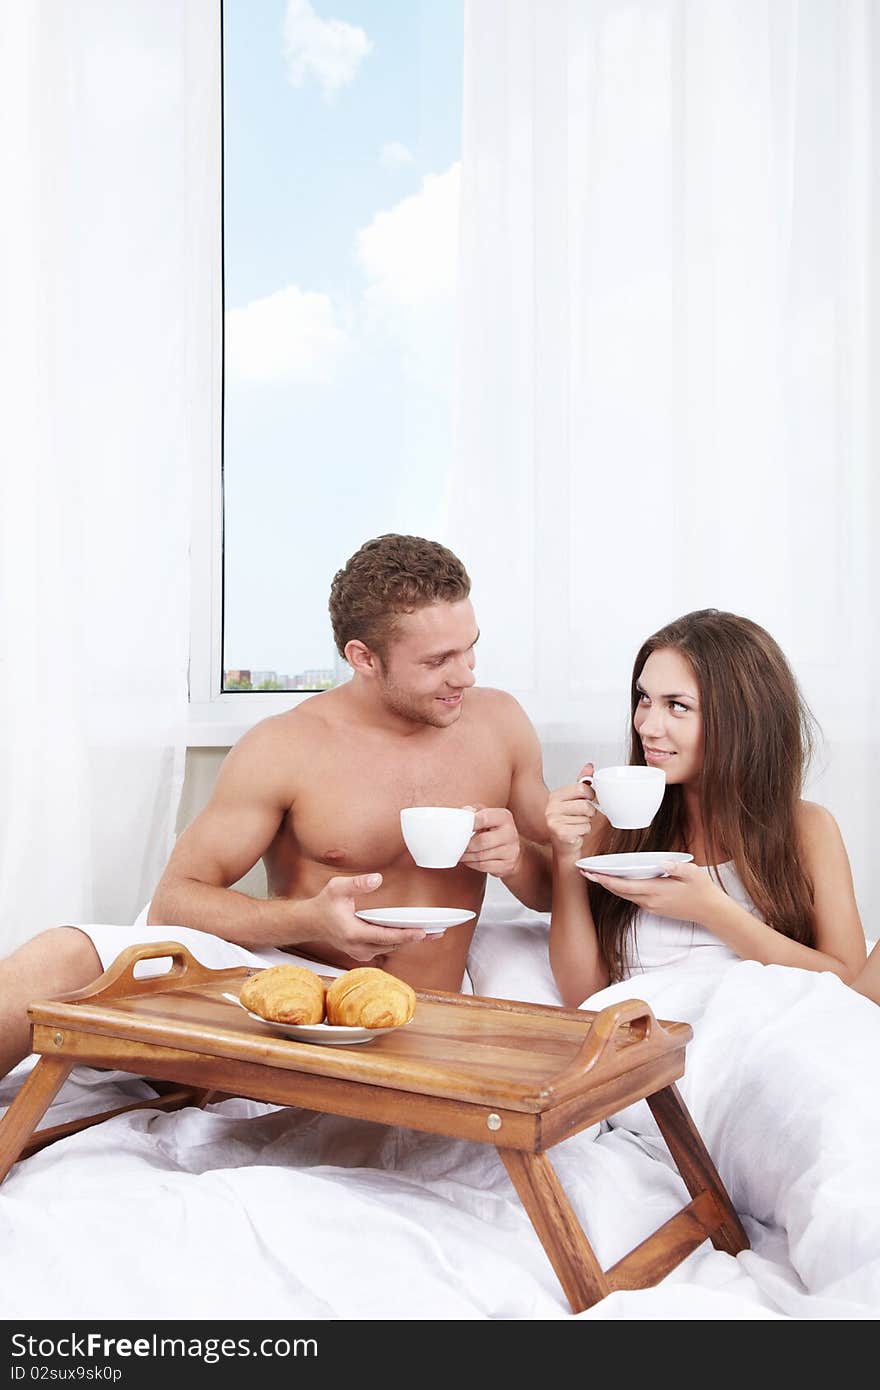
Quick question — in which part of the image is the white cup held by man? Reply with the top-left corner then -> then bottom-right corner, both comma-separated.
400,806 -> 475,869
581,766 -> 665,830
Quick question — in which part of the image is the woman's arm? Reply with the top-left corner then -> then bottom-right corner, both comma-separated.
546,768 -> 610,1006
584,801 -> 866,982
786,800 -> 866,979
851,941 -> 880,1004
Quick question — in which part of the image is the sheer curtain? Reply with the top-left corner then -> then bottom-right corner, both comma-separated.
451,0 -> 879,923
0,1 -> 201,951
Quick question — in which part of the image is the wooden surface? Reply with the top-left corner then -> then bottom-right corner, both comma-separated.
0,940 -> 749,1314
27,942 -> 692,1116
501,1149 -> 611,1306
28,1025 -> 543,1150
647,1083 -> 750,1255
19,1087 -> 209,1161
606,1190 -> 724,1291
0,1056 -> 72,1184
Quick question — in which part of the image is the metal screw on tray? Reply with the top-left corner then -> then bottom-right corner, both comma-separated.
486,1113 -> 502,1131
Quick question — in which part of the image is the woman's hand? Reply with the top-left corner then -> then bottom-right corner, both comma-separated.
580,860 -> 725,926
546,763 -> 600,857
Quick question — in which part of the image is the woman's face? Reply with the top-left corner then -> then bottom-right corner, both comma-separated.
633,646 -> 703,786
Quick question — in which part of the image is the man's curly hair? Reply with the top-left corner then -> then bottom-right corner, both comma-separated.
329,534 -> 471,659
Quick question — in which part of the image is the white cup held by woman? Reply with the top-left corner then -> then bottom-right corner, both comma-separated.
579,765 -> 665,830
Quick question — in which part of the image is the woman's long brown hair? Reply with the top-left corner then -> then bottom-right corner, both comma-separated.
591,609 -> 818,982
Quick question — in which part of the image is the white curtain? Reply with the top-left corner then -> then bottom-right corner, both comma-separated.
452,0 -> 879,923
0,1 -> 196,951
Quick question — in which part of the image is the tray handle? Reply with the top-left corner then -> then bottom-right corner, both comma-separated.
557,998 -> 662,1084
53,940 -> 220,1005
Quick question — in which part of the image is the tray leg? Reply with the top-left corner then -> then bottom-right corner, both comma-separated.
186,1088 -> 225,1108
0,1056 -> 74,1184
150,1080 -> 225,1109
647,1082 -> 749,1255
19,1086 -> 223,1162
499,1148 -> 610,1313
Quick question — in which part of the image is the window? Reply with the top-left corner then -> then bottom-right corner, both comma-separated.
220,0 -> 464,694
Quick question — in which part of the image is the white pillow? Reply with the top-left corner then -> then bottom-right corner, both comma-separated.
467,878 -> 561,1005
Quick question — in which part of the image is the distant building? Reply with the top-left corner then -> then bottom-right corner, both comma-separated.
225,666 -> 338,691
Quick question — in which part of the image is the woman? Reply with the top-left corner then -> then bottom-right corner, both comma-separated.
547,609 -> 866,1008
852,942 -> 880,1003
543,610 -> 880,1313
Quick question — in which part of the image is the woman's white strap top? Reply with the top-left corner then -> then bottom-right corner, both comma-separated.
624,862 -> 758,976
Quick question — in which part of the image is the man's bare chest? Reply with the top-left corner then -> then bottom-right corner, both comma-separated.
279,732 -> 512,872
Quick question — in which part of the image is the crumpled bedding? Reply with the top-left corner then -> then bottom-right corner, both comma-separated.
1,916 -> 878,1321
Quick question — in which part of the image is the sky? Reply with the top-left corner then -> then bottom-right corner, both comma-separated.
222,0 -> 464,680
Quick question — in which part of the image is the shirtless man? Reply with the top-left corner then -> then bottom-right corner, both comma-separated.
0,535 -> 550,1077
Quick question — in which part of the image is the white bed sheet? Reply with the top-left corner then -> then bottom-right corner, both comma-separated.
1,908 -> 878,1321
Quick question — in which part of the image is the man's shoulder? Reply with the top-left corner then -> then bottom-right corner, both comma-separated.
218,694 -> 338,801
230,691 -> 335,758
466,687 -> 537,732
468,685 -> 523,709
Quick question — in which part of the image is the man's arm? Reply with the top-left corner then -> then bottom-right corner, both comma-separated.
500,697 -> 551,910
148,720 -> 294,942
148,719 -> 424,959
458,694 -> 552,912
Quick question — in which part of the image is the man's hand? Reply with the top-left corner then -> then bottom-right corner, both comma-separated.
458,805 -> 522,878
310,873 -> 426,960
545,763 -> 600,857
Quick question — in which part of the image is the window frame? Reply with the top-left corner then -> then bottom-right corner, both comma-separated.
187,1 -> 314,747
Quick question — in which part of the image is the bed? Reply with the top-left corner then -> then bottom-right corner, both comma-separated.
1,885 -> 878,1321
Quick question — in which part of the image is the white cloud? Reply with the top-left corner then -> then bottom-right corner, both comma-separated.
357,163 -> 460,308
380,141 -> 414,169
225,168 -> 460,387
282,0 -> 372,99
226,286 -> 349,385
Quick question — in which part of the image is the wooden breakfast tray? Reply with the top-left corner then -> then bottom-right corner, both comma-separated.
0,942 -> 748,1312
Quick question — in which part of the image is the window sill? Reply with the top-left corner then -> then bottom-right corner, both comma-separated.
186,693 -> 315,747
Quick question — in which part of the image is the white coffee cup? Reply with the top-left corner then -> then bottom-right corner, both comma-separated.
400,806 -> 475,869
579,765 -> 666,830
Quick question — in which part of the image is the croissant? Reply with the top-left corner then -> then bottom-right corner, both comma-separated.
325,967 -> 416,1029
239,964 -> 326,1024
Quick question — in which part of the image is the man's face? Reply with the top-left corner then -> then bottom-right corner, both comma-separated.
375,599 -> 479,728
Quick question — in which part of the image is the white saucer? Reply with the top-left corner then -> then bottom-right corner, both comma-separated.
575,852 -> 694,880
222,993 -> 409,1045
355,907 -> 476,935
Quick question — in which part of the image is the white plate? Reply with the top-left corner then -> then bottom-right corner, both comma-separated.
575,852 -> 694,880
221,993 -> 409,1045
355,907 -> 476,935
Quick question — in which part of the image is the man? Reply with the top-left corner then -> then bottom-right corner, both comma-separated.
0,535 -> 551,1078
